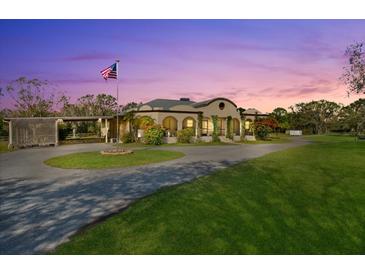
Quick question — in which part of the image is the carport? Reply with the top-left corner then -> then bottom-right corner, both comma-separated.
4,116 -> 114,148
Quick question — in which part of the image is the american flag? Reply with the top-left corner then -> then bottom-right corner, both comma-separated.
100,63 -> 117,80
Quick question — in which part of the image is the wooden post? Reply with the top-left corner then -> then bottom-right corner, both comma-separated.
55,120 -> 59,146
8,121 -> 13,149
105,118 -> 108,143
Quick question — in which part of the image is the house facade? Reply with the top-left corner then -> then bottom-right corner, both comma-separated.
4,97 -> 267,148
110,97 -> 266,143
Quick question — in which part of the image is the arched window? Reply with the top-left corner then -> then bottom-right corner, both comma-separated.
162,116 -> 177,133
182,117 -> 196,129
233,118 -> 240,136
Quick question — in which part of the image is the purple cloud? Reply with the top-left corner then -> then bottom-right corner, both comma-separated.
62,53 -> 116,62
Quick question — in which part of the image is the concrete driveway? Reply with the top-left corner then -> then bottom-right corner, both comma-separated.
0,138 -> 308,254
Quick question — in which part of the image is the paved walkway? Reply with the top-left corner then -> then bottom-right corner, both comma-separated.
0,138 -> 308,254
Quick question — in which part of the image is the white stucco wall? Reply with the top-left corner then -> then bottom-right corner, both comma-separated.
157,112 -> 199,130
196,99 -> 241,119
131,98 -> 244,137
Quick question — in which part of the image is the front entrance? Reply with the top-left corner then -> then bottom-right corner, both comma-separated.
217,118 -> 225,136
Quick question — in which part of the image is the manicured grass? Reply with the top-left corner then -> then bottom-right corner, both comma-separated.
44,149 -> 184,169
55,136 -> 365,254
240,134 -> 292,144
305,134 -> 358,143
163,141 -> 236,146
116,142 -> 236,147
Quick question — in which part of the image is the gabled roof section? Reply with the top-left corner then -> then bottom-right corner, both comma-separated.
243,108 -> 262,115
138,99 -> 196,110
137,97 -> 239,111
192,97 -> 237,108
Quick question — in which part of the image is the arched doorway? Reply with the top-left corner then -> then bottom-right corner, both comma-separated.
162,116 -> 177,136
244,119 -> 253,134
201,117 -> 211,136
233,118 -> 240,136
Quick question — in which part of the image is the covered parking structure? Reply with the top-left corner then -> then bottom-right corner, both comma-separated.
4,116 -> 114,148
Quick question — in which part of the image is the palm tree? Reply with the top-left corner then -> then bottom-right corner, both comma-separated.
122,111 -> 136,141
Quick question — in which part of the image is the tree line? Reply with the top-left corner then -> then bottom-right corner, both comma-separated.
268,99 -> 365,135
0,77 -> 141,138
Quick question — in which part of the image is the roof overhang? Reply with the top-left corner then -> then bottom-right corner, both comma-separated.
128,110 -> 203,115
4,116 -> 114,122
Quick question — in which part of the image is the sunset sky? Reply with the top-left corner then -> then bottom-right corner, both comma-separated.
0,19 -> 364,112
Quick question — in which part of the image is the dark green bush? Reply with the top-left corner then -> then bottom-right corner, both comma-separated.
177,128 -> 194,143
121,132 -> 134,143
144,125 -> 165,145
58,123 -> 72,141
255,124 -> 271,139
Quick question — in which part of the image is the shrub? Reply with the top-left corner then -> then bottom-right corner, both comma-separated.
144,125 -> 165,145
58,123 -> 72,141
177,128 -> 194,143
121,132 -> 134,143
136,116 -> 155,130
255,124 -> 272,139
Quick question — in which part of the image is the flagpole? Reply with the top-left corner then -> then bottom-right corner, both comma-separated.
116,59 -> 120,143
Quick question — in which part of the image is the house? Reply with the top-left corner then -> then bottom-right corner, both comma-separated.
4,97 -> 267,148
109,97 -> 267,143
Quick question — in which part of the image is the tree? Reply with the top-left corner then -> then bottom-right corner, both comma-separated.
0,109 -> 13,137
255,117 -> 279,138
60,93 -> 118,117
337,98 -> 365,134
271,107 -> 289,132
4,77 -> 63,117
122,102 -> 142,111
135,116 -> 155,130
95,94 -> 118,116
289,100 -> 341,134
342,42 -> 365,95
237,107 -> 246,119
122,111 -> 137,141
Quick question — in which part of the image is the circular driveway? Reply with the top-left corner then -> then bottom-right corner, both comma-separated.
0,138 -> 308,254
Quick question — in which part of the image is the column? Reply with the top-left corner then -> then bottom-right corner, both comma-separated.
55,120 -> 59,146
8,121 -> 13,148
105,118 -> 108,143
239,119 -> 243,137
195,121 -> 198,137
177,118 -> 182,131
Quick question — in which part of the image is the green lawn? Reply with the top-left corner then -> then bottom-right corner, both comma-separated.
163,141 -> 236,146
115,141 -> 236,147
239,133 -> 292,144
305,134 -> 358,143
44,149 -> 184,169
55,135 -> 365,254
